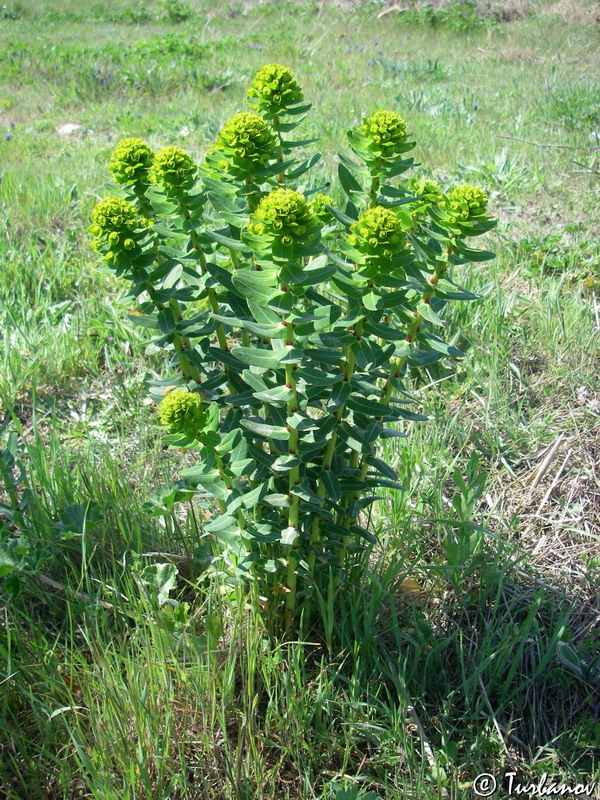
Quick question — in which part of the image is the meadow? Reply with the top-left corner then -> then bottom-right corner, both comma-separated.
0,0 -> 599,798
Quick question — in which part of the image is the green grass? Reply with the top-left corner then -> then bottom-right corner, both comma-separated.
1,0 -> 599,797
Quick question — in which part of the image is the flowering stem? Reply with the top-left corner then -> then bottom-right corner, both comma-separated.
143,278 -> 202,384
306,319 -> 363,577
283,312 -> 301,630
381,251 -> 451,403
339,249 -> 453,572
273,114 -> 285,185
369,159 -> 382,207
214,452 -> 250,553
369,175 -> 381,207
180,201 -> 230,353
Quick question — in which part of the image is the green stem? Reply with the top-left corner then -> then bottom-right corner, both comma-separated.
145,279 -> 202,384
283,315 -> 300,630
180,201 -> 230,353
273,114 -> 285,185
369,159 -> 382,207
306,320 -> 363,576
214,452 -> 250,555
339,249 -> 453,573
381,252 -> 451,403
369,175 -> 381,207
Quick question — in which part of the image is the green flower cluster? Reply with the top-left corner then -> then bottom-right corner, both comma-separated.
443,184 -> 488,225
108,138 -> 154,186
149,146 -> 197,195
217,112 -> 276,161
310,193 -> 334,224
158,390 -> 206,437
248,187 -> 317,246
407,176 -> 443,217
409,176 -> 442,201
348,205 -> 406,259
359,109 -> 408,162
247,63 -> 303,116
89,196 -> 147,264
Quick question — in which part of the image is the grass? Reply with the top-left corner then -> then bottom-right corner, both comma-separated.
1,0 -> 599,797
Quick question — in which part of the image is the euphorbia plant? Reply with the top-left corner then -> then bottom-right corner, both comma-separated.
89,64 -> 495,631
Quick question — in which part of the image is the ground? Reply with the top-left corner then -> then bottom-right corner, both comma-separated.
0,0 -> 599,798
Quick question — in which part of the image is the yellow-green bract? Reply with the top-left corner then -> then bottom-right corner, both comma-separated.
149,146 -> 197,193
443,183 -> 489,223
348,205 -> 406,258
158,390 -> 205,436
108,137 -> 154,186
247,63 -> 303,115
359,109 -> 408,159
216,111 -> 276,162
248,187 -> 317,246
89,196 -> 143,262
310,193 -> 335,224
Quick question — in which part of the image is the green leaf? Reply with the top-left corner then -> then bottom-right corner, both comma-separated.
231,346 -> 281,369
280,526 -> 299,546
206,347 -> 246,372
364,320 -> 408,341
264,493 -> 291,508
241,483 -> 267,510
338,162 -> 364,199
0,537 -> 29,577
157,307 -> 176,335
207,192 -> 250,227
303,348 -> 344,366
321,470 -> 341,503
347,129 -> 372,154
435,276 -> 480,301
253,385 -> 295,404
417,301 -> 445,327
229,458 -> 255,477
287,413 -> 319,432
286,152 -> 321,180
232,270 -> 278,305
326,204 -> 356,228
205,229 -> 247,251
296,367 -> 340,387
157,246 -> 199,263
283,137 -> 321,149
205,263 -> 237,293
291,480 -> 324,505
328,381 -> 351,411
128,314 -> 158,329
205,514 -> 237,533
297,260 -> 337,286
347,395 -> 399,419
271,454 -> 301,472
279,262 -> 309,286
367,457 -> 398,481
339,421 -> 371,453
147,191 -> 178,215
240,419 -> 289,440
242,319 -> 287,339
309,331 -> 354,348
556,642 -> 583,677
180,467 -> 229,500
55,501 -> 103,535
420,331 -> 464,357
248,302 -> 280,325
152,223 -> 188,242
454,244 -> 496,262
284,102 -> 313,116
